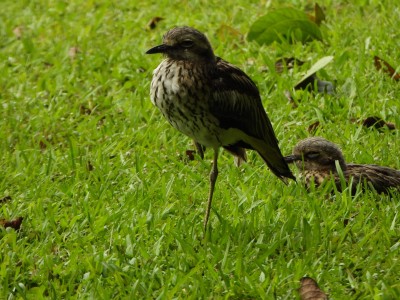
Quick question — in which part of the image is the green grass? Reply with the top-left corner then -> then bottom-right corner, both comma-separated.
1,0 -> 400,298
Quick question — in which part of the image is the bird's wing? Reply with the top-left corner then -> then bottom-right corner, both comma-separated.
344,164 -> 400,193
209,57 -> 294,181
210,57 -> 277,143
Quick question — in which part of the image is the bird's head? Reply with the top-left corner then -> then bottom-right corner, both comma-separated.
146,26 -> 215,63
284,137 -> 347,172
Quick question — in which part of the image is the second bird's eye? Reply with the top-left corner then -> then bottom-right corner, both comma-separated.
180,39 -> 194,48
306,151 -> 320,159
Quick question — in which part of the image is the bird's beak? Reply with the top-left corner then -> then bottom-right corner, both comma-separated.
146,44 -> 171,54
283,154 -> 301,164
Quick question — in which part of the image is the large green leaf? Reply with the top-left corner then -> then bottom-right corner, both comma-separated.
248,8 -> 322,45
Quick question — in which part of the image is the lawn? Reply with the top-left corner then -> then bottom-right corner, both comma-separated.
1,0 -> 400,298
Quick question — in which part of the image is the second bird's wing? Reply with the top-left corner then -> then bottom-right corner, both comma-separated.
345,164 -> 400,193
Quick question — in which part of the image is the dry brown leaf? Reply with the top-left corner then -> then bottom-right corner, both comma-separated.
69,46 -> 80,59
308,121 -> 320,133
374,56 -> 400,81
351,116 -> 396,130
314,4 -> 326,26
147,17 -> 164,30
362,116 -> 395,130
0,217 -> 24,230
13,26 -> 23,39
185,150 -> 196,161
308,3 -> 326,25
299,277 -> 328,300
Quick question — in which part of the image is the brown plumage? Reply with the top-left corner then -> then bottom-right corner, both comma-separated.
146,26 -> 295,231
284,137 -> 400,194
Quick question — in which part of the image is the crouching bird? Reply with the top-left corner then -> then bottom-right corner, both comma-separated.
146,26 -> 295,231
284,137 -> 400,194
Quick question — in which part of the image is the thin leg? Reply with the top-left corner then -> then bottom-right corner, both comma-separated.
204,148 -> 219,232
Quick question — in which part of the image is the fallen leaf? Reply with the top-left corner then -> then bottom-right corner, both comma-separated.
0,217 -> 24,230
299,277 -> 328,300
374,56 -> 400,81
351,116 -> 396,130
69,46 -> 80,59
308,121 -> 320,133
185,150 -> 196,161
13,26 -> 23,39
0,196 -> 12,204
310,3 -> 326,26
147,17 -> 164,30
362,116 -> 395,130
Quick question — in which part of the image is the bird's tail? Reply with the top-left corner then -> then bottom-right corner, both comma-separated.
246,136 -> 296,183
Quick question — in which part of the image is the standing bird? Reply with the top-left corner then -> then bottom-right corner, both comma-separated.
146,26 -> 295,231
284,137 -> 400,194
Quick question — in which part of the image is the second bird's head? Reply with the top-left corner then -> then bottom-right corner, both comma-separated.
284,137 -> 347,172
146,26 -> 215,62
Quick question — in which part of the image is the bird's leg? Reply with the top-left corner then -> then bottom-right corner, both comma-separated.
204,148 -> 219,232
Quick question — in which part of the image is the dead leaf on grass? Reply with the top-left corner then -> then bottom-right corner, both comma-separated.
308,121 -> 321,133
0,217 -> 24,230
308,3 -> 326,26
374,56 -> 400,81
147,17 -> 164,30
13,26 -> 23,39
362,116 -> 395,130
69,46 -> 80,59
351,116 -> 395,130
185,150 -> 196,161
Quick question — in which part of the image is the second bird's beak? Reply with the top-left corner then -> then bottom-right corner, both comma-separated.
283,154 -> 301,164
146,44 -> 171,54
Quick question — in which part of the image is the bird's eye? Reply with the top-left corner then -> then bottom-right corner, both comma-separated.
180,39 -> 194,48
305,151 -> 320,159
